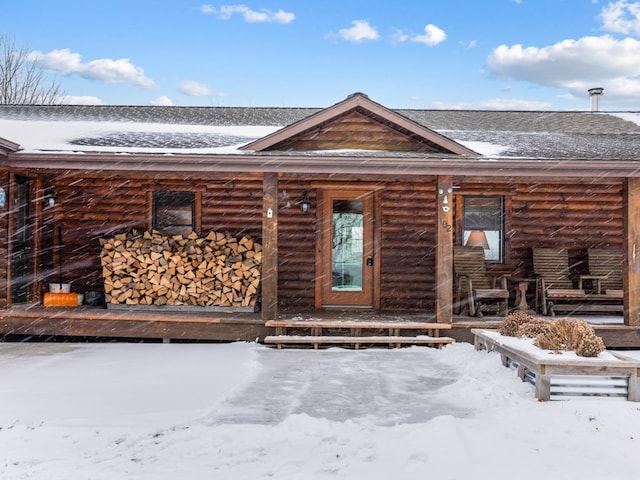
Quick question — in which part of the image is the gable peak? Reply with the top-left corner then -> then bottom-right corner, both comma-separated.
241,93 -> 476,155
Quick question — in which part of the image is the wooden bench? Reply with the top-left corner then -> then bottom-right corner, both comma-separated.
264,320 -> 454,349
533,247 -> 623,315
580,248 -> 624,299
473,329 -> 640,401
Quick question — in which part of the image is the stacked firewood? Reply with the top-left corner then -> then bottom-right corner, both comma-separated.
100,230 -> 261,308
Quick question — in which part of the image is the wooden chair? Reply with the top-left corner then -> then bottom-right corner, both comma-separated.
532,247 -> 585,316
581,248 -> 623,298
453,246 -> 509,317
532,247 -> 623,316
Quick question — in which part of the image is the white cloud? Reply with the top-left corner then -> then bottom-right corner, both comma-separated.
179,80 -> 212,97
391,28 -> 410,44
58,95 -> 105,105
430,98 -> 553,110
486,35 -> 640,106
201,4 -> 295,24
26,49 -> 156,88
150,96 -> 174,106
599,0 -> 640,36
412,24 -> 447,46
338,20 -> 380,42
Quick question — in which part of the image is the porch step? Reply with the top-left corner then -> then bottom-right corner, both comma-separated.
264,334 -> 455,349
264,319 -> 453,349
265,319 -> 451,332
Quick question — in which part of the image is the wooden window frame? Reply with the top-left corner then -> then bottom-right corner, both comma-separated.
151,190 -> 201,235
455,193 -> 511,265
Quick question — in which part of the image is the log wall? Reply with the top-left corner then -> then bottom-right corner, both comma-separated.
4,171 -> 625,315
42,174 -> 265,295
277,180 -> 317,309
455,178 -> 624,279
379,181 -> 437,310
510,178 -> 623,277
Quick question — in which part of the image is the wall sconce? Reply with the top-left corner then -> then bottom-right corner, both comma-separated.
466,230 -> 489,249
43,190 -> 56,209
298,191 -> 311,213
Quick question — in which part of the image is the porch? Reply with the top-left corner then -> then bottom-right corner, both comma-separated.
1,305 -> 637,348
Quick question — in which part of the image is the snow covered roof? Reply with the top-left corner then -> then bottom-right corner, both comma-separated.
1,99 -> 640,159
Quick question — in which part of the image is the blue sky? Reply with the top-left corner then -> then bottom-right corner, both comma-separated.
3,0 -> 640,110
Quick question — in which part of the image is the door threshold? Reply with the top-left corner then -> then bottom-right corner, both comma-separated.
322,305 -> 374,310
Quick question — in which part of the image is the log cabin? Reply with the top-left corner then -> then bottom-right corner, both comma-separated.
1,92 -> 640,346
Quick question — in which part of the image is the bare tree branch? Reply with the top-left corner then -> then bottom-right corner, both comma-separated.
0,35 -> 65,105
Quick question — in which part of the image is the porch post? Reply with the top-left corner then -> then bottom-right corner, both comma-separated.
435,176 -> 454,323
261,172 -> 278,321
623,177 -> 640,326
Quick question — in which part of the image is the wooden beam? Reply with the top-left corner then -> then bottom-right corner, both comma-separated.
624,177 -> 640,326
261,173 -> 278,321
435,176 -> 454,323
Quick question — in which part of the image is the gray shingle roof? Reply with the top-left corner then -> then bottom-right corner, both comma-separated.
0,105 -> 317,126
2,104 -> 640,159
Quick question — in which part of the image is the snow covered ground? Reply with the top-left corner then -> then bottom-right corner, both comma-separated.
1,341 -> 639,479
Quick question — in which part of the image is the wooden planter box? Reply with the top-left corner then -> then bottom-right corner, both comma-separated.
472,329 -> 640,401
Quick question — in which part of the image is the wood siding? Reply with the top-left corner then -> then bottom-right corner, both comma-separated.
38,174 -> 264,296
379,181 -> 437,310
510,179 -> 623,279
271,110 -> 445,153
0,171 -> 626,315
277,180 -> 317,309
455,178 -> 624,281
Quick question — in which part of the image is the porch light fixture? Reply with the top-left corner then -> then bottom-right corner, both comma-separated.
466,230 -> 489,249
298,191 -> 311,213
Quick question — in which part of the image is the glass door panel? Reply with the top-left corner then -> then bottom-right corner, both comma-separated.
332,200 -> 363,292
11,176 -> 32,304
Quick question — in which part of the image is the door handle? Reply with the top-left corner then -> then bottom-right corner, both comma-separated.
366,256 -> 374,267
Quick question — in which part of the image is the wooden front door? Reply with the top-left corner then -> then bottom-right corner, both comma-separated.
320,189 -> 375,308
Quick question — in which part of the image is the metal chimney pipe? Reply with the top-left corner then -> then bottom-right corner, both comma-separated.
588,87 -> 604,111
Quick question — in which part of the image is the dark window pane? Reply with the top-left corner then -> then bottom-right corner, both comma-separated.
153,191 -> 195,235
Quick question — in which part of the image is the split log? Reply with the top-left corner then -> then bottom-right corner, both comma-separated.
100,230 -> 261,308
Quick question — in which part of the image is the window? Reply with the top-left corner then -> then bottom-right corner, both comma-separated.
462,196 -> 504,262
153,191 -> 195,235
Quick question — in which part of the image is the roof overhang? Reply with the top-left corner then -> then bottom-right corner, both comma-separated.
0,136 -> 20,157
4,151 -> 639,178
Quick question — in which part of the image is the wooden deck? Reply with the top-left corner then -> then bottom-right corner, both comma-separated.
0,305 -> 267,342
0,305 -> 639,347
